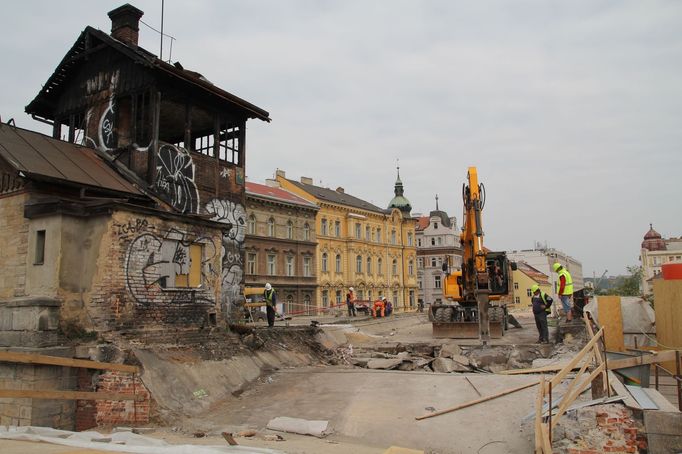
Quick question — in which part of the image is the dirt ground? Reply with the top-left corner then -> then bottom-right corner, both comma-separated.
0,310 -> 558,454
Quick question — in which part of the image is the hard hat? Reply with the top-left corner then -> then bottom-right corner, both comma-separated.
552,263 -> 562,272
531,284 -> 540,294
349,287 -> 354,292
265,283 -> 272,290
382,296 -> 387,301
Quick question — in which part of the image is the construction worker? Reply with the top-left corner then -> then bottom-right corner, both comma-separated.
372,297 -> 385,318
346,287 -> 357,317
264,283 -> 276,327
531,284 -> 552,343
553,263 -> 574,322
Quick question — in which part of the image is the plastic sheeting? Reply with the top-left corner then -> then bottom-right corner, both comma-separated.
0,426 -> 283,454
584,296 -> 656,347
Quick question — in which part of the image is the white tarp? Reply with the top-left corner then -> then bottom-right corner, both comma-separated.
584,296 -> 656,347
0,426 -> 283,454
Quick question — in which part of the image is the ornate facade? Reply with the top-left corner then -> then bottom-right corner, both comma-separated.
276,170 -> 418,311
244,181 -> 318,314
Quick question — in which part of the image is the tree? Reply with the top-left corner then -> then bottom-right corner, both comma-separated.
610,265 -> 642,296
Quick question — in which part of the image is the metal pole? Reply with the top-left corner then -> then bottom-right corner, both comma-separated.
676,351 -> 681,412
160,0 -> 165,60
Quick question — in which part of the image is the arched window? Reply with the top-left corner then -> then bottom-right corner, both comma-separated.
286,220 -> 294,239
392,258 -> 398,275
407,232 -> 413,246
408,259 -> 414,276
391,229 -> 396,245
356,255 -> 362,273
267,218 -> 275,237
321,218 -> 328,236
335,254 -> 342,273
247,215 -> 256,235
322,252 -> 328,272
303,223 -> 310,241
366,256 -> 372,274
286,294 -> 293,314
378,258 -> 383,275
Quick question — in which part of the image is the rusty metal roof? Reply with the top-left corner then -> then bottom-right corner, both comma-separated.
0,122 -> 143,196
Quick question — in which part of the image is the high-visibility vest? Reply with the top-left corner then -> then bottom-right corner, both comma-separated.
540,292 -> 552,314
557,269 -> 573,295
264,289 -> 275,306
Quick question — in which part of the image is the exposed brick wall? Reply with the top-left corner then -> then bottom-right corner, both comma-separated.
0,193 -> 29,299
76,368 -> 151,429
86,210 -> 224,335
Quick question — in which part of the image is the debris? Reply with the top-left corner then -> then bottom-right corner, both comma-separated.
263,434 -> 286,441
438,343 -> 462,358
416,381 -> 539,420
266,416 -> 330,438
237,429 -> 257,437
193,431 -> 206,438
192,389 -> 208,399
221,432 -> 238,445
424,406 -> 436,412
367,358 -> 404,370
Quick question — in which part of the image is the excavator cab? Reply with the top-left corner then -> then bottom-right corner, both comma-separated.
485,252 -> 512,295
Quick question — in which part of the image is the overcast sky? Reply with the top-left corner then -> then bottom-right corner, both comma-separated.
1,1 -> 681,278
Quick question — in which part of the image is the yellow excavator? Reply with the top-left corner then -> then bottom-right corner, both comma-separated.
430,167 -> 514,343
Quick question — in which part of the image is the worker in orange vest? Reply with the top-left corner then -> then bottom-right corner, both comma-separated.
372,297 -> 386,318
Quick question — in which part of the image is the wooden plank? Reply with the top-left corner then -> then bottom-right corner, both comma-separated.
0,389 -> 144,401
535,376 -> 545,452
416,381 -> 538,420
607,350 -> 678,370
550,327 -> 604,388
551,363 -> 605,430
653,280 -> 682,371
597,295 -> 625,352
541,423 -> 553,454
499,364 -> 580,375
0,350 -> 139,373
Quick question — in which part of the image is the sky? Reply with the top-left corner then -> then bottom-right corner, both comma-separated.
1,1 -> 681,278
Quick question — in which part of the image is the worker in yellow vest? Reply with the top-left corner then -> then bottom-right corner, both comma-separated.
264,283 -> 277,327
553,263 -> 574,321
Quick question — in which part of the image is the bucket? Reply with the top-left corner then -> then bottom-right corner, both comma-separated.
661,262 -> 682,280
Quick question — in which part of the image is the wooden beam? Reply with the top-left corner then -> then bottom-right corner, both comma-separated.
607,350 -> 678,370
415,381 -> 538,421
550,327 -> 604,388
0,389 -> 143,402
499,364 -> 580,375
0,351 -> 139,373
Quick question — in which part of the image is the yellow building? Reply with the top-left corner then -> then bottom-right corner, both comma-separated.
275,169 -> 418,312
510,261 -> 552,312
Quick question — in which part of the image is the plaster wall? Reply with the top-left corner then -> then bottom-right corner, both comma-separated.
0,193 -> 29,299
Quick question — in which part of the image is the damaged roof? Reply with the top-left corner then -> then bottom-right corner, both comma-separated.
0,122 -> 144,197
25,26 -> 270,122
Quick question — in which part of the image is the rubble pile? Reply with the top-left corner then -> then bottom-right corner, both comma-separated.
346,342 -> 558,373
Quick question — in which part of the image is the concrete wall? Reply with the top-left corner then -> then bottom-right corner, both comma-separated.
0,193 -> 29,299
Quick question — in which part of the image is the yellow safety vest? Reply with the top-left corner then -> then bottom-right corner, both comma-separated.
557,269 -> 573,295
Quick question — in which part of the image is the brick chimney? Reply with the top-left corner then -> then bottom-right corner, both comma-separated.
108,4 -> 144,46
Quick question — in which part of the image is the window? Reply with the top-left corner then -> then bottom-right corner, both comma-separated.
321,219 -> 328,236
34,230 -> 46,265
437,237 -> 442,246
335,254 -> 342,273
391,230 -> 396,245
365,225 -> 371,241
431,238 -> 436,246
526,289 -> 532,297
247,215 -> 256,235
431,257 -> 437,267
418,258 -> 424,267
247,252 -> 256,274
286,220 -> 294,239
409,290 -> 415,308
392,259 -> 398,275
434,222 -> 439,229
514,282 -> 519,290
286,256 -> 294,276
408,260 -> 414,276
378,258 -> 383,275
417,238 -> 422,247
268,218 -> 275,237
407,232 -> 413,246
376,228 -> 382,243
437,257 -> 443,267
303,257 -> 312,277
172,243 -> 203,288
356,255 -> 362,273
304,294 -> 311,315
393,291 -> 399,306
418,279 -> 423,289
515,297 -> 520,304
303,223 -> 311,241
358,290 -> 364,300
335,220 -> 341,237
322,253 -> 328,273
355,223 -> 361,239
322,290 -> 329,308
368,290 -> 373,301
367,257 -> 372,274
267,254 -> 276,275
286,294 -> 294,314
435,275 -> 442,289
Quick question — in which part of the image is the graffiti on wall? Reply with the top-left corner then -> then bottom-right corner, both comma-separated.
204,199 -> 246,315
154,144 -> 200,214
124,226 -> 218,306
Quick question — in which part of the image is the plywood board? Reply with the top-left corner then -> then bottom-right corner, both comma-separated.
653,280 -> 682,371
598,296 -> 625,352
